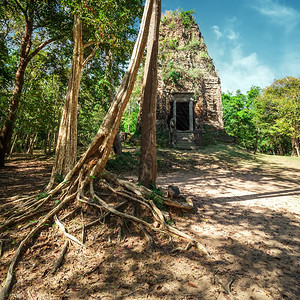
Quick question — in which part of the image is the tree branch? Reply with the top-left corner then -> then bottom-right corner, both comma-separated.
13,0 -> 27,17
82,42 -> 100,67
83,41 -> 97,49
26,36 -> 62,62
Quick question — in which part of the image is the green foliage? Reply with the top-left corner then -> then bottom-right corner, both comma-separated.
223,79 -> 300,156
180,10 -> 196,28
161,9 -> 196,29
166,37 -> 178,50
222,88 -> 259,151
146,184 -> 165,210
0,0 -> 144,155
168,22 -> 175,29
167,69 -> 181,85
162,61 -> 181,85
54,173 -> 64,183
179,39 -> 201,51
254,77 -> 300,155
36,192 -> 49,200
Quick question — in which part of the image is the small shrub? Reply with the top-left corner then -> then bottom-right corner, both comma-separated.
166,38 -> 178,50
168,22 -> 175,29
168,69 -> 181,85
146,183 -> 165,210
198,51 -> 209,59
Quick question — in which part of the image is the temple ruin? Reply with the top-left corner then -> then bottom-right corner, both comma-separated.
157,11 -> 224,148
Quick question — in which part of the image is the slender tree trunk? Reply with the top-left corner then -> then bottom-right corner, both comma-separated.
47,15 -> 83,189
138,0 -> 161,187
27,133 -> 37,155
24,134 -> 30,152
8,134 -> 18,157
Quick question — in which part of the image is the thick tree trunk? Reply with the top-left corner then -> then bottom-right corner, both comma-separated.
0,19 -> 33,166
47,15 -> 83,189
138,0 -> 161,187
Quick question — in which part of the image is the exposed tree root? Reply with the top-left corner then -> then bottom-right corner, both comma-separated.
51,240 -> 69,274
0,167 -> 209,299
0,191 -> 76,300
213,269 -> 236,300
54,215 -> 85,247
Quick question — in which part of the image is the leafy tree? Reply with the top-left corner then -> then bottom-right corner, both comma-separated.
256,77 -> 300,156
0,0 -> 71,167
222,87 -> 260,151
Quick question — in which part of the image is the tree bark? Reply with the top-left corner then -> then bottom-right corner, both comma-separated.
138,0 -> 161,187
47,15 -> 83,189
27,133 -> 37,155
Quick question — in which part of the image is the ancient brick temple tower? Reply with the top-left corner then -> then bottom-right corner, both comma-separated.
156,10 -> 224,148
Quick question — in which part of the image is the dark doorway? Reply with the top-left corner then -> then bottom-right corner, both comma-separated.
176,102 -> 189,130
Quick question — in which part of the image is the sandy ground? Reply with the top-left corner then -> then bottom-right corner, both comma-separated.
0,148 -> 299,299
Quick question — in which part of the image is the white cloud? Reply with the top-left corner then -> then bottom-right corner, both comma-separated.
213,25 -> 222,40
252,0 -> 300,31
212,19 -> 239,42
217,46 -> 275,93
226,29 -> 239,40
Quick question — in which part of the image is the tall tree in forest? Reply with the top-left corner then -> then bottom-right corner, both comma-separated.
47,0 -> 143,189
47,13 -> 84,189
0,0 -> 70,167
138,0 -> 161,187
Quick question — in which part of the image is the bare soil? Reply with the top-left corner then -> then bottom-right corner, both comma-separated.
0,145 -> 299,300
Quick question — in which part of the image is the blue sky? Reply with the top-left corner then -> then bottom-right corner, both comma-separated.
162,0 -> 300,93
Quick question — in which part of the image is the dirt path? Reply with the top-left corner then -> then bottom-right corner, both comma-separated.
0,147 -> 299,299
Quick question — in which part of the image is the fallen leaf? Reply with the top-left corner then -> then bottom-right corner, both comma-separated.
188,281 -> 197,288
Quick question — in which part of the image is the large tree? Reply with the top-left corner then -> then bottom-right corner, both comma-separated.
0,0 -> 70,167
47,0 -> 143,189
138,0 -> 161,187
